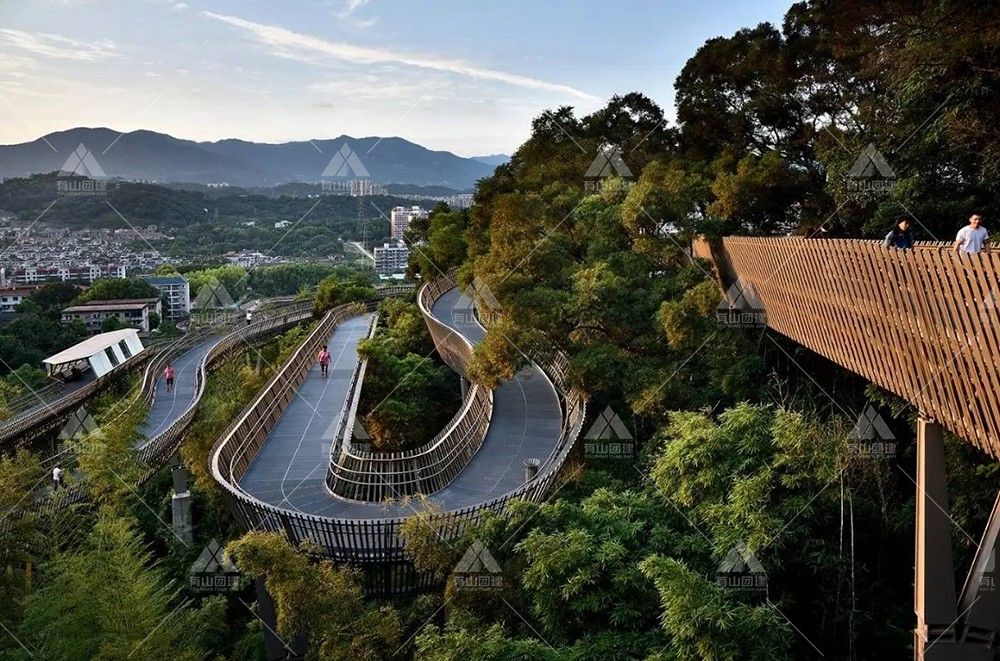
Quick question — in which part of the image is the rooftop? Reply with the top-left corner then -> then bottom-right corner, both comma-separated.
43,328 -> 140,366
63,302 -> 149,313
143,275 -> 187,285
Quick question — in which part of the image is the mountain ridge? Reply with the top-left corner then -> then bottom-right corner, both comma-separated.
0,127 -> 495,189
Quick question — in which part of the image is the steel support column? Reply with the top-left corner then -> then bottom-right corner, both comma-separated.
915,416 -> 959,660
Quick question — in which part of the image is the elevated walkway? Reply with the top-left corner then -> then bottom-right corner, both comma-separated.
211,274 -> 586,586
694,236 -> 1000,660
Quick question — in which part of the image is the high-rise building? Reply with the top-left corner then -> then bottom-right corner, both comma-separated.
373,242 -> 409,278
143,274 -> 191,319
390,205 -> 427,240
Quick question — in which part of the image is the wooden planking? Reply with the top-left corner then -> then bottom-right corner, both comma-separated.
697,236 -> 1000,459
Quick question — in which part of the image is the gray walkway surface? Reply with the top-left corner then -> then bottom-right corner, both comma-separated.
9,373 -> 95,422
137,336 -> 224,446
238,288 -> 563,519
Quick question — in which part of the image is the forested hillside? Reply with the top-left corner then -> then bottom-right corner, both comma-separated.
3,2 -> 999,659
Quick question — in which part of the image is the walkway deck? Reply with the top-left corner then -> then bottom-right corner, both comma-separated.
238,288 -> 563,519
137,335 -> 223,446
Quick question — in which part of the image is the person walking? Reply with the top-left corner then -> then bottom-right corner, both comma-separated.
317,345 -> 331,378
52,465 -> 63,490
164,363 -> 175,392
954,214 -> 989,254
245,310 -> 253,326
883,217 -> 914,249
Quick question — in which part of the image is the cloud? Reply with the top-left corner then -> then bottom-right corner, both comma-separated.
173,2 -> 189,9
338,0 -> 376,27
0,29 -> 117,61
202,11 -> 598,102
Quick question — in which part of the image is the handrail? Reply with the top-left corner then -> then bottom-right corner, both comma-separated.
694,235 -> 1000,459
137,301 -> 315,467
325,274 -> 495,501
209,274 -> 587,567
0,348 -> 154,445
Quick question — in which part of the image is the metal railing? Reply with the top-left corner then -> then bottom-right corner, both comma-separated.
209,274 -> 587,576
0,349 -> 154,446
136,302 -> 314,467
325,273 -> 495,501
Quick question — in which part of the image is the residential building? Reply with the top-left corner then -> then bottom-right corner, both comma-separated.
373,241 -> 409,278
62,298 -> 160,334
390,205 -> 427,240
143,275 -> 190,319
0,284 -> 45,312
3,263 -> 125,285
227,250 -> 268,268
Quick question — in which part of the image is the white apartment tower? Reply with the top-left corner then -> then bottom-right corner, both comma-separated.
390,205 -> 427,240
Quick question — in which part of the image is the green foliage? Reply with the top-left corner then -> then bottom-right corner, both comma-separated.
186,264 -> 250,303
227,532 -> 404,660
357,304 -> 459,451
100,314 -> 125,332
0,299 -> 88,376
407,204 -> 470,280
77,277 -> 160,303
314,271 -> 377,314
247,262 -> 344,297
639,555 -> 791,660
18,510 -> 221,660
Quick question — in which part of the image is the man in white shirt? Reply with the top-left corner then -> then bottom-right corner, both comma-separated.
953,214 -> 989,254
52,465 -> 63,490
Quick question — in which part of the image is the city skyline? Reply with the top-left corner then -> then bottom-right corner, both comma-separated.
0,0 -> 791,156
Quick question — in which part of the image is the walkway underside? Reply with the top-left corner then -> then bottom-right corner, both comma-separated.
695,236 -> 1000,661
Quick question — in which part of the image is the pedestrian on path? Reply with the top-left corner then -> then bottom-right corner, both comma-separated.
52,465 -> 63,490
883,217 -> 914,249
246,310 -> 253,326
317,345 -> 331,378
164,363 -> 175,392
954,214 -> 989,254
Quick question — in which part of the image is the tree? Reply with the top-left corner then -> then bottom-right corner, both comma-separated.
101,315 -> 125,333
313,272 -> 376,314
77,278 -> 160,303
227,532 -> 403,659
19,510 -> 220,660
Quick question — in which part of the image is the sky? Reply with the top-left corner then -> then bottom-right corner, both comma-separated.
0,0 -> 793,156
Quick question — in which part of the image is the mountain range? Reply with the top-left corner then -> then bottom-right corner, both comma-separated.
0,128 -> 509,190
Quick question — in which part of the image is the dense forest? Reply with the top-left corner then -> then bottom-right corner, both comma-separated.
2,1 -> 1000,659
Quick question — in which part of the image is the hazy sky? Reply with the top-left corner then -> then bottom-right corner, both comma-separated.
0,0 -> 792,156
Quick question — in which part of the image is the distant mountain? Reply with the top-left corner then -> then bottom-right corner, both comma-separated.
0,128 -> 496,189
470,154 -> 510,167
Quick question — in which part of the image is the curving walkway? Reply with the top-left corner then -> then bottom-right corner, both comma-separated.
137,335 -> 223,446
237,287 -> 563,519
